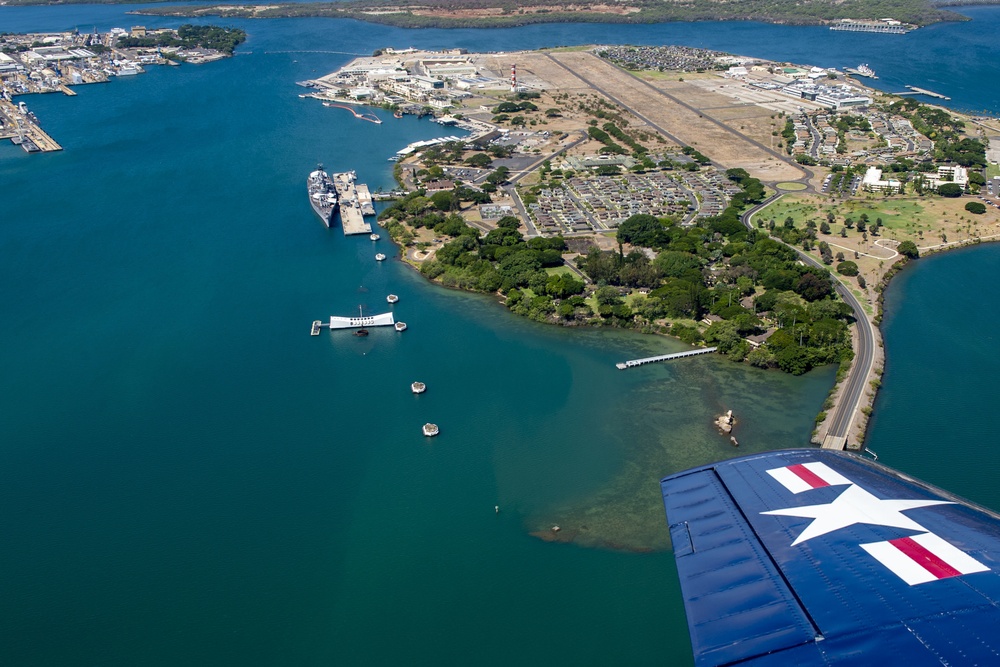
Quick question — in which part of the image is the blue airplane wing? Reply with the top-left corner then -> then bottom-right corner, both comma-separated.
661,449 -> 1000,666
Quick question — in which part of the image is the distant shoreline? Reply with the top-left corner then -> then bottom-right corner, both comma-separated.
103,0 -> 978,30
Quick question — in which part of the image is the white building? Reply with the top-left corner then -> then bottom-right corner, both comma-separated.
862,167 -> 902,193
926,165 -> 969,189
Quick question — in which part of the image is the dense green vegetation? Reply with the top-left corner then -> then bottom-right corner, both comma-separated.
577,170 -> 853,374
126,0 -> 968,28
116,24 -> 246,55
382,170 -> 853,375
379,197 -> 577,311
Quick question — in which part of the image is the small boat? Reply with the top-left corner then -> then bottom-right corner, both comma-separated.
395,321 -> 407,332
411,381 -> 426,394
370,233 -> 380,241
375,253 -> 386,261
422,423 -> 439,437
386,294 -> 399,304
394,110 -> 403,119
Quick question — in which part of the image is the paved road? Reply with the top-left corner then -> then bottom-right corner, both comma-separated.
742,196 -> 875,449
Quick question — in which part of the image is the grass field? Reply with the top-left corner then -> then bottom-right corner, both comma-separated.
762,194 -> 970,234
754,191 -> 1000,322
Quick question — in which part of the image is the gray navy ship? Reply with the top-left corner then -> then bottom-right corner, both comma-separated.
307,164 -> 338,227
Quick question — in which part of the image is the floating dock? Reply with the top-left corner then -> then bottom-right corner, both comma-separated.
332,171 -> 373,235
616,347 -> 717,369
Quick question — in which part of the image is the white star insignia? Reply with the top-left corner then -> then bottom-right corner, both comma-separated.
762,484 -> 953,546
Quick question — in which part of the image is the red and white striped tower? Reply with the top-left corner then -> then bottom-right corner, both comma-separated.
510,63 -> 517,93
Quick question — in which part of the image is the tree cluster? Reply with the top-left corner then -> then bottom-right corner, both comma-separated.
116,25 -> 246,55
582,180 -> 853,374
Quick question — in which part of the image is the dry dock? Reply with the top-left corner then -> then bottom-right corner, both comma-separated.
332,171 -> 373,235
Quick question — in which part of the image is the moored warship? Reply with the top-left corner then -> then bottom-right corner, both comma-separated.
307,164 -> 338,227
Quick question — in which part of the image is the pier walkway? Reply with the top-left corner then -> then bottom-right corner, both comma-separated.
616,347 -> 717,369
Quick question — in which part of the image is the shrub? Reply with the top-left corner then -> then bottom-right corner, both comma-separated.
898,240 -> 919,259
937,183 -> 963,197
836,261 -> 859,276
965,201 -> 987,214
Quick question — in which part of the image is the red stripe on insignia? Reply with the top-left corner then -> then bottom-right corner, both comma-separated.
891,537 -> 963,579
787,464 -> 828,489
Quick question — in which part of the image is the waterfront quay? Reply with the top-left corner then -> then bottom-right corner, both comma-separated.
332,172 -> 373,235
0,98 -> 61,152
1,27 -> 236,154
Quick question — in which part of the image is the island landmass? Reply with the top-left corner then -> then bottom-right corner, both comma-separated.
114,0 -> 981,29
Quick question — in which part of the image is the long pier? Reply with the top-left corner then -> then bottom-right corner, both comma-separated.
332,171 -> 373,235
0,100 -> 62,153
905,85 -> 951,101
616,347 -> 717,369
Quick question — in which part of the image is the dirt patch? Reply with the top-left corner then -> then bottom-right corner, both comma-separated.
548,51 -> 805,182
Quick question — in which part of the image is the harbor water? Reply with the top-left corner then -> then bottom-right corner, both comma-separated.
2,5 -> 1000,665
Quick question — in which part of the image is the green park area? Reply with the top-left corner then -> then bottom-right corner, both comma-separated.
757,195 -> 976,241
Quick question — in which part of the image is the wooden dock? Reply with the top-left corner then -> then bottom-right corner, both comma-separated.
616,347 -> 717,369
332,171 -> 373,235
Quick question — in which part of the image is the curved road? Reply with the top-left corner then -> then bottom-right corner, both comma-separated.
742,196 -> 875,449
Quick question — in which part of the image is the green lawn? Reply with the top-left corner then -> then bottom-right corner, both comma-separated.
987,163 -> 1000,179
763,195 -> 938,232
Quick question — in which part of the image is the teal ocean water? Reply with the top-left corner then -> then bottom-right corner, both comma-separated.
867,244 -> 1000,510
1,6 -> 999,665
